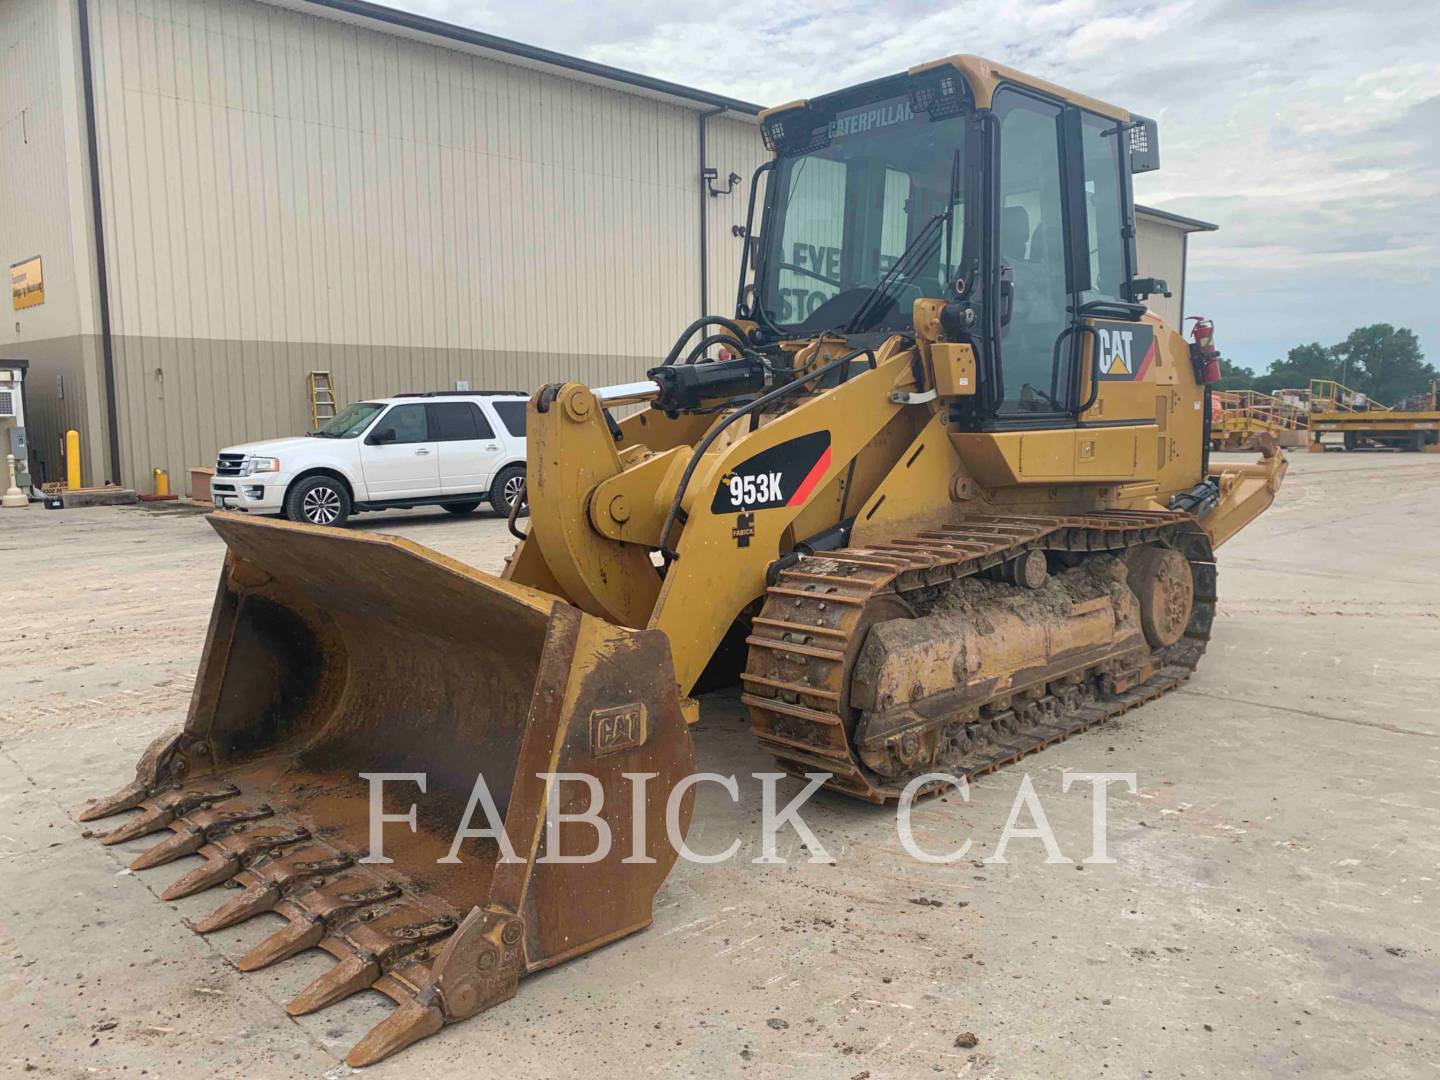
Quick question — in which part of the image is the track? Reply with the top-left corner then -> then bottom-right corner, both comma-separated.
743,512 -> 1216,802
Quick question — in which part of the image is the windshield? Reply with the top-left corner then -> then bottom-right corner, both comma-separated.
316,402 -> 383,438
758,96 -> 968,336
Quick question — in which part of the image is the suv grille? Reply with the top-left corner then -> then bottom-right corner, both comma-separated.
216,453 -> 246,476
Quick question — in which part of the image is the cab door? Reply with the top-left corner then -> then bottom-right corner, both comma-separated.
359,403 -> 440,497
991,89 -> 1078,418
990,89 -> 1151,423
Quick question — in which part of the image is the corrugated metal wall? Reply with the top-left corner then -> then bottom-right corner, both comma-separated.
0,0 -> 82,341
701,113 -> 768,314
84,0 -> 766,486
0,0 -> 103,486
1135,214 -> 1186,330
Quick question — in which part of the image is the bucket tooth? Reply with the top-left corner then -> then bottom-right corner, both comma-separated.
193,845 -> 351,932
194,881 -> 281,933
162,823 -> 310,900
99,805 -> 177,846
78,779 -> 151,822
128,799 -> 276,871
161,852 -> 241,901
237,916 -> 324,972
286,950 -> 381,1016
87,780 -> 241,831
346,998 -> 445,1067
129,828 -> 204,870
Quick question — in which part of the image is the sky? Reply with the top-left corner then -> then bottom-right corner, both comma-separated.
399,0 -> 1439,373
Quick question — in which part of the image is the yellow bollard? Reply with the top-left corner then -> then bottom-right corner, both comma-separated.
65,430 -> 81,490
153,467 -> 170,497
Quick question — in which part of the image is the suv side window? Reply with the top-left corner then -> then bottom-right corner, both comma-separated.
381,403 -> 430,444
492,400 -> 526,437
429,402 -> 495,441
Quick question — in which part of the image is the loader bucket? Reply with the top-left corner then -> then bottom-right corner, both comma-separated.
78,514 -> 695,1065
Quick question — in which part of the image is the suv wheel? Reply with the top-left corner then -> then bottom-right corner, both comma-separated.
491,465 -> 527,517
286,475 -> 351,526
443,500 -> 482,515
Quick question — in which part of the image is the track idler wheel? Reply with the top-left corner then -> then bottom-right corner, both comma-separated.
1126,545 -> 1195,649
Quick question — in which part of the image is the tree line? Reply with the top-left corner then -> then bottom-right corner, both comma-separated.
1218,324 -> 1436,406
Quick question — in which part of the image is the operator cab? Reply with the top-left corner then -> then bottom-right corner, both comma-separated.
741,57 -> 1163,429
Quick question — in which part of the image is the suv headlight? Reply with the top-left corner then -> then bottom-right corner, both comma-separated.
239,456 -> 280,476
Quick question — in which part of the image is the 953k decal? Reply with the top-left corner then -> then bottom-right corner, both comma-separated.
711,430 -> 832,513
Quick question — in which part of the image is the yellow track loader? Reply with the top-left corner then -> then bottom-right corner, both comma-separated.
80,56 -> 1284,1065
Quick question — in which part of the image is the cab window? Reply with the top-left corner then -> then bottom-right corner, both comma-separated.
995,90 -> 1071,415
772,156 -> 847,323
1079,113 -> 1128,304
760,98 -> 968,334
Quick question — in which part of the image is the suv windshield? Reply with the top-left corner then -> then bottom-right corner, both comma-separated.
758,96 -> 968,336
315,402 -> 383,438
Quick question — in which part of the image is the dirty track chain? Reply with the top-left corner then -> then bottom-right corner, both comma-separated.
742,512 -> 1217,803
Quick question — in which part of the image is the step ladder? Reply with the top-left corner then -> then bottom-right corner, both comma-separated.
308,371 -> 337,430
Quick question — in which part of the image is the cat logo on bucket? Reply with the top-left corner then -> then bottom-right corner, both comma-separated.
590,703 -> 647,757
1094,321 -> 1157,382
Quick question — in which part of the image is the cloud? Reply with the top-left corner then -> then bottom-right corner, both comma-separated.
395,0 -> 1439,368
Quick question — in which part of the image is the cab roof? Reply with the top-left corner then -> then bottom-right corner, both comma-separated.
760,54 -> 1131,124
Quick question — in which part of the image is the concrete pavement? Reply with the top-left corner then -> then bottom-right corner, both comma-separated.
2,451 -> 1437,1078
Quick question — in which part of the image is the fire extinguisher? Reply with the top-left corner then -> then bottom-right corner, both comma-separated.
1186,316 -> 1222,385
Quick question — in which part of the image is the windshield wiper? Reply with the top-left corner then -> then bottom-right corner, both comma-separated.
844,149 -> 962,334
843,213 -> 945,334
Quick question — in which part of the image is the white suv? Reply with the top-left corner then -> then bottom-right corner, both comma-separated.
210,392 -> 528,527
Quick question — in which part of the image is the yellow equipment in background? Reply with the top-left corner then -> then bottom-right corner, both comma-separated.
80,56 -> 1285,1065
1211,388 -> 1309,450
1308,378 -> 1440,452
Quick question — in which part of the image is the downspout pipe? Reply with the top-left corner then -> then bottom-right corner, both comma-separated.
698,106 -> 725,319
77,0 -> 122,485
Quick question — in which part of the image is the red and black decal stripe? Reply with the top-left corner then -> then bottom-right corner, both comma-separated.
1133,337 -> 1158,380
787,446 -> 832,506
711,431 -> 832,514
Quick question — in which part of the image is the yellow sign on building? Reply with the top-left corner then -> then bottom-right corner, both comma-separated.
10,255 -> 44,310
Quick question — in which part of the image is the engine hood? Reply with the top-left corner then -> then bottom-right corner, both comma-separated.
217,435 -> 326,458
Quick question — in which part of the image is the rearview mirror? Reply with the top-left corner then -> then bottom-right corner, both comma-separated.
368,427 -> 396,445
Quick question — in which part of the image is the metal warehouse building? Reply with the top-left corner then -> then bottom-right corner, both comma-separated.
0,0 -> 1211,491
